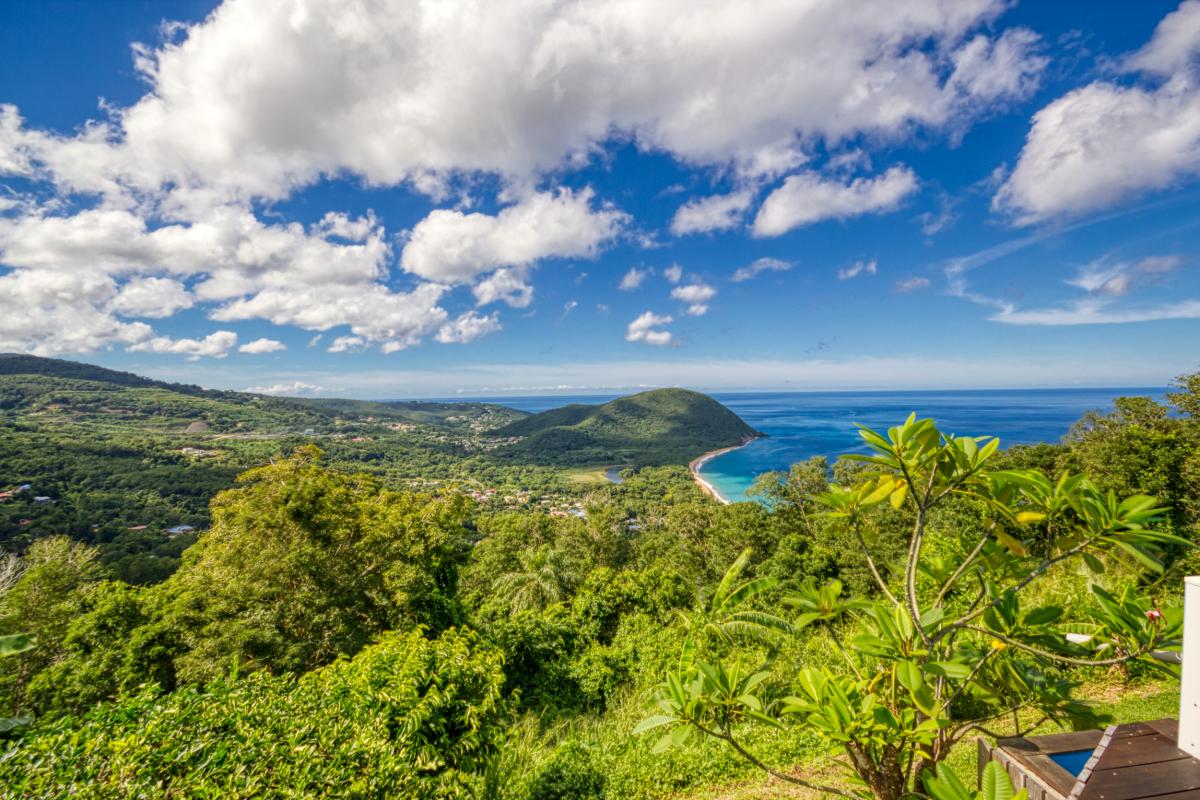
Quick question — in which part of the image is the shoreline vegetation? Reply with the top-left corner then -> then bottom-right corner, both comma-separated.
689,434 -> 763,504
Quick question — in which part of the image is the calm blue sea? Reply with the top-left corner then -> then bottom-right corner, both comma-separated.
450,388 -> 1162,503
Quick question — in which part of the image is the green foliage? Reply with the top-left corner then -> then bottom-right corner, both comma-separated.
0,632 -> 34,734
638,415 -> 1189,800
1065,395 -> 1200,539
525,740 -> 606,800
3,358 -> 1199,800
924,762 -> 1028,800
155,447 -> 474,684
494,546 -> 573,612
0,627 -> 508,799
1167,367 -> 1200,418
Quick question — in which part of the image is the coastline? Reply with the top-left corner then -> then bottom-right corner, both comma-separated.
689,435 -> 761,505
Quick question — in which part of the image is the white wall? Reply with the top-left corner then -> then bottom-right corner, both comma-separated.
1181,577 -> 1200,757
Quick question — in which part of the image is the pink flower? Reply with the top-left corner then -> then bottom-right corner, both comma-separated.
1145,608 -> 1163,621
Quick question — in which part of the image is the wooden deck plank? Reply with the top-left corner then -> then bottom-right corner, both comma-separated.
1110,723 -> 1164,740
1098,735 -> 1194,769
1136,791 -> 1200,800
1077,758 -> 1200,800
1149,720 -> 1181,739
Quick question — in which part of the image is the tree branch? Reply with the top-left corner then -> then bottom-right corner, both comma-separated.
691,722 -> 858,799
725,731 -> 858,799
935,537 -> 1100,642
934,529 -> 991,605
850,521 -> 900,607
963,625 -> 1147,667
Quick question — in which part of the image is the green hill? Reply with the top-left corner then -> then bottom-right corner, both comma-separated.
493,388 -> 759,467
0,354 -> 526,429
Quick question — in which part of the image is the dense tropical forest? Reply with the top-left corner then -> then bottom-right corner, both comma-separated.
0,356 -> 1198,799
0,355 -> 751,583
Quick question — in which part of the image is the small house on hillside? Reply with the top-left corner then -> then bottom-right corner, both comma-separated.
980,577 -> 1200,800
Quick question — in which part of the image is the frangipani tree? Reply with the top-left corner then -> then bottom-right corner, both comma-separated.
637,415 -> 1187,800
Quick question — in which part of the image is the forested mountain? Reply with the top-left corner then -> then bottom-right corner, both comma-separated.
0,356 -> 755,582
494,388 -> 760,466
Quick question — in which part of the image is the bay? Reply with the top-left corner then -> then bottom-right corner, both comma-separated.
449,387 -> 1162,503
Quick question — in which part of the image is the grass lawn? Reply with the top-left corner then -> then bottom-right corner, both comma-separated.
563,467 -> 618,485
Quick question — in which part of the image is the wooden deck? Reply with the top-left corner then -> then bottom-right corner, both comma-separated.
981,720 -> 1200,800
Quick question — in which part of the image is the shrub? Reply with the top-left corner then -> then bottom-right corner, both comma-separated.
0,627 -> 507,799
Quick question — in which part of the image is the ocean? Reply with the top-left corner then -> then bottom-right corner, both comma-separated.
460,388 -> 1163,503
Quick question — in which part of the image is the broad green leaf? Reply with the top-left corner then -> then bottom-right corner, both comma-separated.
632,715 -> 678,735
981,761 -> 1015,800
0,633 -> 35,658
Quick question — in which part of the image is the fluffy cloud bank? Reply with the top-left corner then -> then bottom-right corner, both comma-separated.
0,0 -> 1049,357
0,0 -> 1043,201
996,1 -> 1200,223
129,330 -> 238,359
400,189 -> 625,284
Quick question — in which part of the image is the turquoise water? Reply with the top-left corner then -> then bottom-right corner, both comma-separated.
697,388 -> 1160,502
460,388 -> 1161,503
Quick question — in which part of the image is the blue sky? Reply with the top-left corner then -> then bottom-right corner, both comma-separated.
1,0 -> 1198,397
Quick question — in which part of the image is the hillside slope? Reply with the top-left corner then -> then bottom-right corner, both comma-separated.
494,388 -> 759,466
0,355 -> 528,582
0,354 -> 525,430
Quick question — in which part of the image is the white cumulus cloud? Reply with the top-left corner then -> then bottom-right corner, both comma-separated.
670,190 -> 755,236
995,1 -> 1200,224
752,166 -> 919,237
472,268 -> 534,308
625,311 -> 675,346
0,269 -> 152,355
670,282 -> 717,316
435,311 -> 502,344
111,277 -> 193,318
129,330 -> 238,359
238,337 -> 287,354
618,267 -> 651,291
245,380 -> 328,396
0,0 -> 1043,200
327,335 -> 366,353
400,188 -> 625,284
0,0 -> 1055,357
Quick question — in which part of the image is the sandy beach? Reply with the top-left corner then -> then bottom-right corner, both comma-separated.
689,436 -> 760,504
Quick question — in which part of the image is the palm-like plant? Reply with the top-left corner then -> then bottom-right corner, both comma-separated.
492,545 -> 570,612
677,548 -> 791,667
